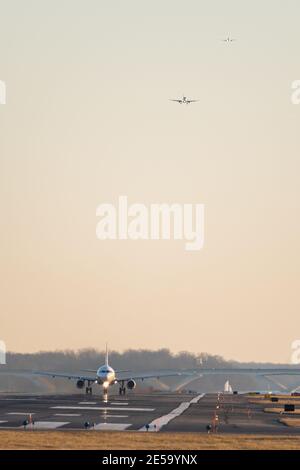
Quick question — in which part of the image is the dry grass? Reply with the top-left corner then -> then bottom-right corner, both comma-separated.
1,431 -> 300,450
279,418 -> 300,428
248,398 -> 300,406
247,394 -> 300,400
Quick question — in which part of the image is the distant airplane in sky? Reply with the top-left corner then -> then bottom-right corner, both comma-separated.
34,344 -> 195,397
222,37 -> 236,43
169,95 -> 199,105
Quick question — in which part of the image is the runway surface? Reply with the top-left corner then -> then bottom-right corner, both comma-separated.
0,392 -> 300,433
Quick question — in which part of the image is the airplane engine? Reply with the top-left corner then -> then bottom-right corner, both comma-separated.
76,379 -> 85,389
127,379 -> 136,390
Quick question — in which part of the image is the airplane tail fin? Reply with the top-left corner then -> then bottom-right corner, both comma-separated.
105,343 -> 109,366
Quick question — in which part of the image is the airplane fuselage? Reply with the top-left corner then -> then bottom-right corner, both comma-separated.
180,97 -> 189,104
96,364 -> 116,388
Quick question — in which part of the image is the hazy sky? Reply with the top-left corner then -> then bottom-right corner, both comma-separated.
1,1 -> 300,362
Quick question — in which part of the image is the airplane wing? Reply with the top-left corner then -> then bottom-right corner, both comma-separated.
169,99 -> 182,103
115,370 -> 196,382
29,368 -> 300,380
187,100 -> 199,103
81,369 -> 131,374
33,371 -> 96,381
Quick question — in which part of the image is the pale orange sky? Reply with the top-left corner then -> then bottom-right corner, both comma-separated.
0,0 -> 300,362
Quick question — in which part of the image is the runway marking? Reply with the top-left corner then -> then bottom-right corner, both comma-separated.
99,415 -> 128,418
79,401 -> 128,406
93,423 -> 131,431
0,421 -> 8,424
52,406 -> 154,412
7,412 -> 36,416
190,394 -> 205,404
20,421 -> 69,429
139,393 -> 205,432
54,414 -> 81,417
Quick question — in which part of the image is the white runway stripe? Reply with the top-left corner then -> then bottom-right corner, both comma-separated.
190,394 -> 205,404
0,421 -> 8,424
20,421 -> 69,429
99,415 -> 128,418
93,423 -> 131,431
7,412 -> 36,416
79,401 -> 128,406
54,414 -> 81,417
139,394 -> 205,432
52,406 -> 154,412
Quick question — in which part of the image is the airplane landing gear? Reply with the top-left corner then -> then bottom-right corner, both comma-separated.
119,384 -> 126,395
85,386 -> 93,395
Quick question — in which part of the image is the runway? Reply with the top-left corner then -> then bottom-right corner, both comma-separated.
0,392 -> 300,434
0,392 -> 201,432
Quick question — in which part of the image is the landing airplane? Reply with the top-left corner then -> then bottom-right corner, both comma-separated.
34,345 -> 195,397
169,95 -> 199,105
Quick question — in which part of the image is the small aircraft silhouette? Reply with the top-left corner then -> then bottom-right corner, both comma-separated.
222,37 -> 236,43
169,95 -> 199,105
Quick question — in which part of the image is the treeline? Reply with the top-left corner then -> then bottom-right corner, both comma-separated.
0,349 -> 296,394
2,347 -> 293,373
